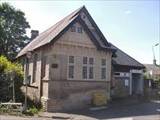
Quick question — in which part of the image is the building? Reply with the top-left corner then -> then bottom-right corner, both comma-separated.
17,6 -> 145,111
144,63 -> 160,81
111,44 -> 145,98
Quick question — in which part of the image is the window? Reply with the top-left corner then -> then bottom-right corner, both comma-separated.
82,57 -> 94,79
32,54 -> 38,83
68,56 -> 74,79
101,59 -> 106,79
69,66 -> 74,79
101,68 -> 106,79
82,66 -> 87,79
89,58 -> 94,65
77,27 -> 82,33
69,56 -> 74,63
41,56 -> 47,79
71,26 -> 76,32
89,66 -> 94,79
83,57 -> 87,64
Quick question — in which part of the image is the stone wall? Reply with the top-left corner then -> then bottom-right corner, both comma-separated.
45,80 -> 110,112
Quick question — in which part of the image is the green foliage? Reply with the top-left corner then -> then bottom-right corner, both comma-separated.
0,2 -> 30,60
0,55 -> 24,102
26,106 -> 39,115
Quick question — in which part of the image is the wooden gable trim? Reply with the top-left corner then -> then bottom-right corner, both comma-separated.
48,15 -> 115,52
80,7 -> 110,47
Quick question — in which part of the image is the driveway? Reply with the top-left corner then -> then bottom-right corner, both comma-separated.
0,100 -> 160,120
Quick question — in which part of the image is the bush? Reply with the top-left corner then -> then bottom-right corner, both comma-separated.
0,55 -> 24,102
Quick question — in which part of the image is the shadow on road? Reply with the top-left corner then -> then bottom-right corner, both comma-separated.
66,100 -> 160,119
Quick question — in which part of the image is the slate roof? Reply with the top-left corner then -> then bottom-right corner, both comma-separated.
111,44 -> 145,68
17,6 -> 113,58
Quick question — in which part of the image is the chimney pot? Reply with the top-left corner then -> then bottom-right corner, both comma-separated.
31,30 -> 39,40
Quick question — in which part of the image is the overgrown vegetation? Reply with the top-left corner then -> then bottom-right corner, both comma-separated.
0,55 -> 24,102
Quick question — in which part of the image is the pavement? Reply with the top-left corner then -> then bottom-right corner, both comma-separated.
0,99 -> 160,120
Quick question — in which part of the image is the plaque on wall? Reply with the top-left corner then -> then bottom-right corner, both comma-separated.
52,63 -> 58,68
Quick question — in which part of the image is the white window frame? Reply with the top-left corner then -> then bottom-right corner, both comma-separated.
82,57 -> 94,80
67,56 -> 75,80
101,58 -> 107,80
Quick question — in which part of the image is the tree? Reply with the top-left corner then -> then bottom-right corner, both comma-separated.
0,55 -> 24,102
0,2 -> 30,60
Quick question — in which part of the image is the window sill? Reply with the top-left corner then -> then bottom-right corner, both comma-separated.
66,79 -> 110,82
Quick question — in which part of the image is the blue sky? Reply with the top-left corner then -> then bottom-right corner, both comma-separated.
2,0 -> 160,64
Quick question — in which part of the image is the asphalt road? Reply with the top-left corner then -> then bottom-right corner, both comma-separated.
0,100 -> 160,120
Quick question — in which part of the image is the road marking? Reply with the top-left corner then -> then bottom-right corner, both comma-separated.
108,117 -> 133,120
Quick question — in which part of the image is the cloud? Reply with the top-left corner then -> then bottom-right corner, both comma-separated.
125,10 -> 132,15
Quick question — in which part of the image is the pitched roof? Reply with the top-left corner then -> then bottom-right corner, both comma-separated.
111,43 -> 145,68
17,6 -> 113,58
17,6 -> 144,69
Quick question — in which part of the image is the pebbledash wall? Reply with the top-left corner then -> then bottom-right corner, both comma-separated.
22,22 -> 112,111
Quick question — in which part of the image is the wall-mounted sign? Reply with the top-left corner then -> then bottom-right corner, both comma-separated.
52,64 -> 58,68
125,79 -> 129,86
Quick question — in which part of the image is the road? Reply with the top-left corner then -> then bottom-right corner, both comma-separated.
0,100 -> 160,120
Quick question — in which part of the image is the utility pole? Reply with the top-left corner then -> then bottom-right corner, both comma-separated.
11,71 -> 15,102
152,43 -> 159,65
24,51 -> 32,111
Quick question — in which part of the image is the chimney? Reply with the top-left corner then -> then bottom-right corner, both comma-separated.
153,59 -> 157,66
31,30 -> 39,40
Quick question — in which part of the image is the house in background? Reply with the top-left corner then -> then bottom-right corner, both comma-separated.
144,61 -> 160,88
144,62 -> 160,81
17,6 -> 145,112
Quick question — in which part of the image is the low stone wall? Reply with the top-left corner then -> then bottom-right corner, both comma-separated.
45,80 -> 110,112
21,85 -> 39,102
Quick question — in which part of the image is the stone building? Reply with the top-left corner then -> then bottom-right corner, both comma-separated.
17,6 -> 145,111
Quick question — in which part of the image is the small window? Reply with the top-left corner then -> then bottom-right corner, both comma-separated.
89,67 -> 94,79
101,68 -> 106,79
68,65 -> 74,79
77,27 -> 82,33
101,58 -> 106,80
69,56 -> 74,64
82,66 -> 87,79
101,59 -> 106,66
71,26 -> 76,32
83,57 -> 87,64
41,56 -> 47,78
89,58 -> 94,65
68,56 -> 74,79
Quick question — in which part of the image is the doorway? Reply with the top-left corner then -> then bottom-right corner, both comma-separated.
132,73 -> 142,94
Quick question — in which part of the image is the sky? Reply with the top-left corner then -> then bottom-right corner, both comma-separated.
1,0 -> 160,64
